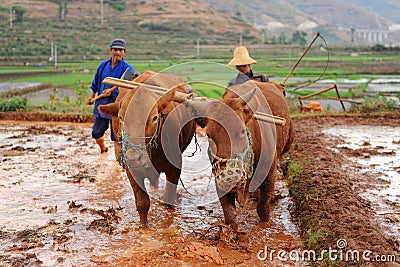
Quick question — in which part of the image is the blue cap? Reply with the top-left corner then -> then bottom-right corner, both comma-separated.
109,39 -> 126,50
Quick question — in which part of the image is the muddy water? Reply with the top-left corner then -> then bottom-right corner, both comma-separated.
0,82 -> 44,94
0,121 -> 304,266
289,77 -> 400,111
21,88 -> 76,102
323,125 -> 400,241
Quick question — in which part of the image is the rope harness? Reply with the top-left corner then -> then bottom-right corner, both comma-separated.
210,129 -> 254,199
117,111 -> 168,169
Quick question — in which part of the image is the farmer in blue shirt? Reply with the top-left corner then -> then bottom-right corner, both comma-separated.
87,38 -> 135,154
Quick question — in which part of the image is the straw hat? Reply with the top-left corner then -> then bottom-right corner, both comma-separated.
227,46 -> 257,66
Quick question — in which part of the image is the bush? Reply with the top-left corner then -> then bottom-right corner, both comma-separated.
110,3 -> 125,11
73,79 -> 92,113
0,96 -> 28,112
351,94 -> 399,113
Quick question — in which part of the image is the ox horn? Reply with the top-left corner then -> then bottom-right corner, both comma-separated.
235,88 -> 286,126
237,87 -> 257,107
185,98 -> 210,116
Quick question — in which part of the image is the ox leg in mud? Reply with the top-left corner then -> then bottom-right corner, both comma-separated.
188,80 -> 293,230
98,71 -> 196,227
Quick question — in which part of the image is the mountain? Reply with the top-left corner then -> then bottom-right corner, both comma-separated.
345,0 -> 400,24
195,0 -> 400,45
0,0 -> 399,63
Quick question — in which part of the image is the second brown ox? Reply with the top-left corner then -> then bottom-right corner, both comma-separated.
188,80 -> 294,230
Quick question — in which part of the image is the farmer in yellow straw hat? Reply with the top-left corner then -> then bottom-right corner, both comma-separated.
227,46 -> 268,88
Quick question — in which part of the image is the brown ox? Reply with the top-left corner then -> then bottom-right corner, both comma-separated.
98,71 -> 196,227
190,80 -> 294,230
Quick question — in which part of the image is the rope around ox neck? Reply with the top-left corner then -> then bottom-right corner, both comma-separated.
117,111 -> 167,169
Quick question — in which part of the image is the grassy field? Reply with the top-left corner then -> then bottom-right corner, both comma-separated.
1,48 -> 399,109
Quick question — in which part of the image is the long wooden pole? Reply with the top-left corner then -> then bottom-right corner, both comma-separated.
328,97 -> 362,104
297,84 -> 336,100
255,111 -> 286,126
102,77 -> 193,103
282,32 -> 321,86
102,77 -> 286,125
88,86 -> 118,104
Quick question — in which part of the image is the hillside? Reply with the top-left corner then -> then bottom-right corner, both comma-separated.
346,0 -> 400,24
0,0 -> 399,64
0,0 -> 259,63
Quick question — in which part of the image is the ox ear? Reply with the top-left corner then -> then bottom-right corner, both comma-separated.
237,88 -> 258,122
98,103 -> 119,117
157,87 -> 178,111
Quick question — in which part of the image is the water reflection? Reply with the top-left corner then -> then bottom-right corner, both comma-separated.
323,125 -> 400,240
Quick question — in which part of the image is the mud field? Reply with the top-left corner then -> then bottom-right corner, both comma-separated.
0,114 -> 399,266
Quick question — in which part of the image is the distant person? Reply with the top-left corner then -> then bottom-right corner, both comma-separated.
227,46 -> 268,88
87,38 -> 135,154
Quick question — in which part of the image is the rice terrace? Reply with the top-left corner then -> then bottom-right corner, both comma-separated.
1,0 -> 400,266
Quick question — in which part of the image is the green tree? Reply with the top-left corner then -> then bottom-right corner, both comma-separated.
279,32 -> 286,44
13,6 -> 27,22
49,0 -> 75,21
0,6 -> 27,23
106,0 -> 126,11
291,30 -> 307,45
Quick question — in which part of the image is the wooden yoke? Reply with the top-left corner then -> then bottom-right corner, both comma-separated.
102,77 -> 286,126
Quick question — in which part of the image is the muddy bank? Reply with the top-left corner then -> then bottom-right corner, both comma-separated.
0,111 -> 94,123
287,115 -> 400,266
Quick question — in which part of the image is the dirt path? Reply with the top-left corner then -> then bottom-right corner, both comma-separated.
0,114 -> 399,266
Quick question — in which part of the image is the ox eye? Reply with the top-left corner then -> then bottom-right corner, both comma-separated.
152,115 -> 158,122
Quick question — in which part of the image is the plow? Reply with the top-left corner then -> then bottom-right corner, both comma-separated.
296,84 -> 363,112
280,32 -> 362,112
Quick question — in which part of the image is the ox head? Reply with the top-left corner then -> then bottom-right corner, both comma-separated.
99,71 -> 195,176
117,85 -> 179,171
188,88 -> 258,207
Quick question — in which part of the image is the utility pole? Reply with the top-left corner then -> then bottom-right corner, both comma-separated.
9,7 -> 12,29
239,34 -> 242,46
100,0 -> 104,24
196,39 -> 200,58
51,41 -> 54,60
54,45 -> 58,71
61,3 -> 65,21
